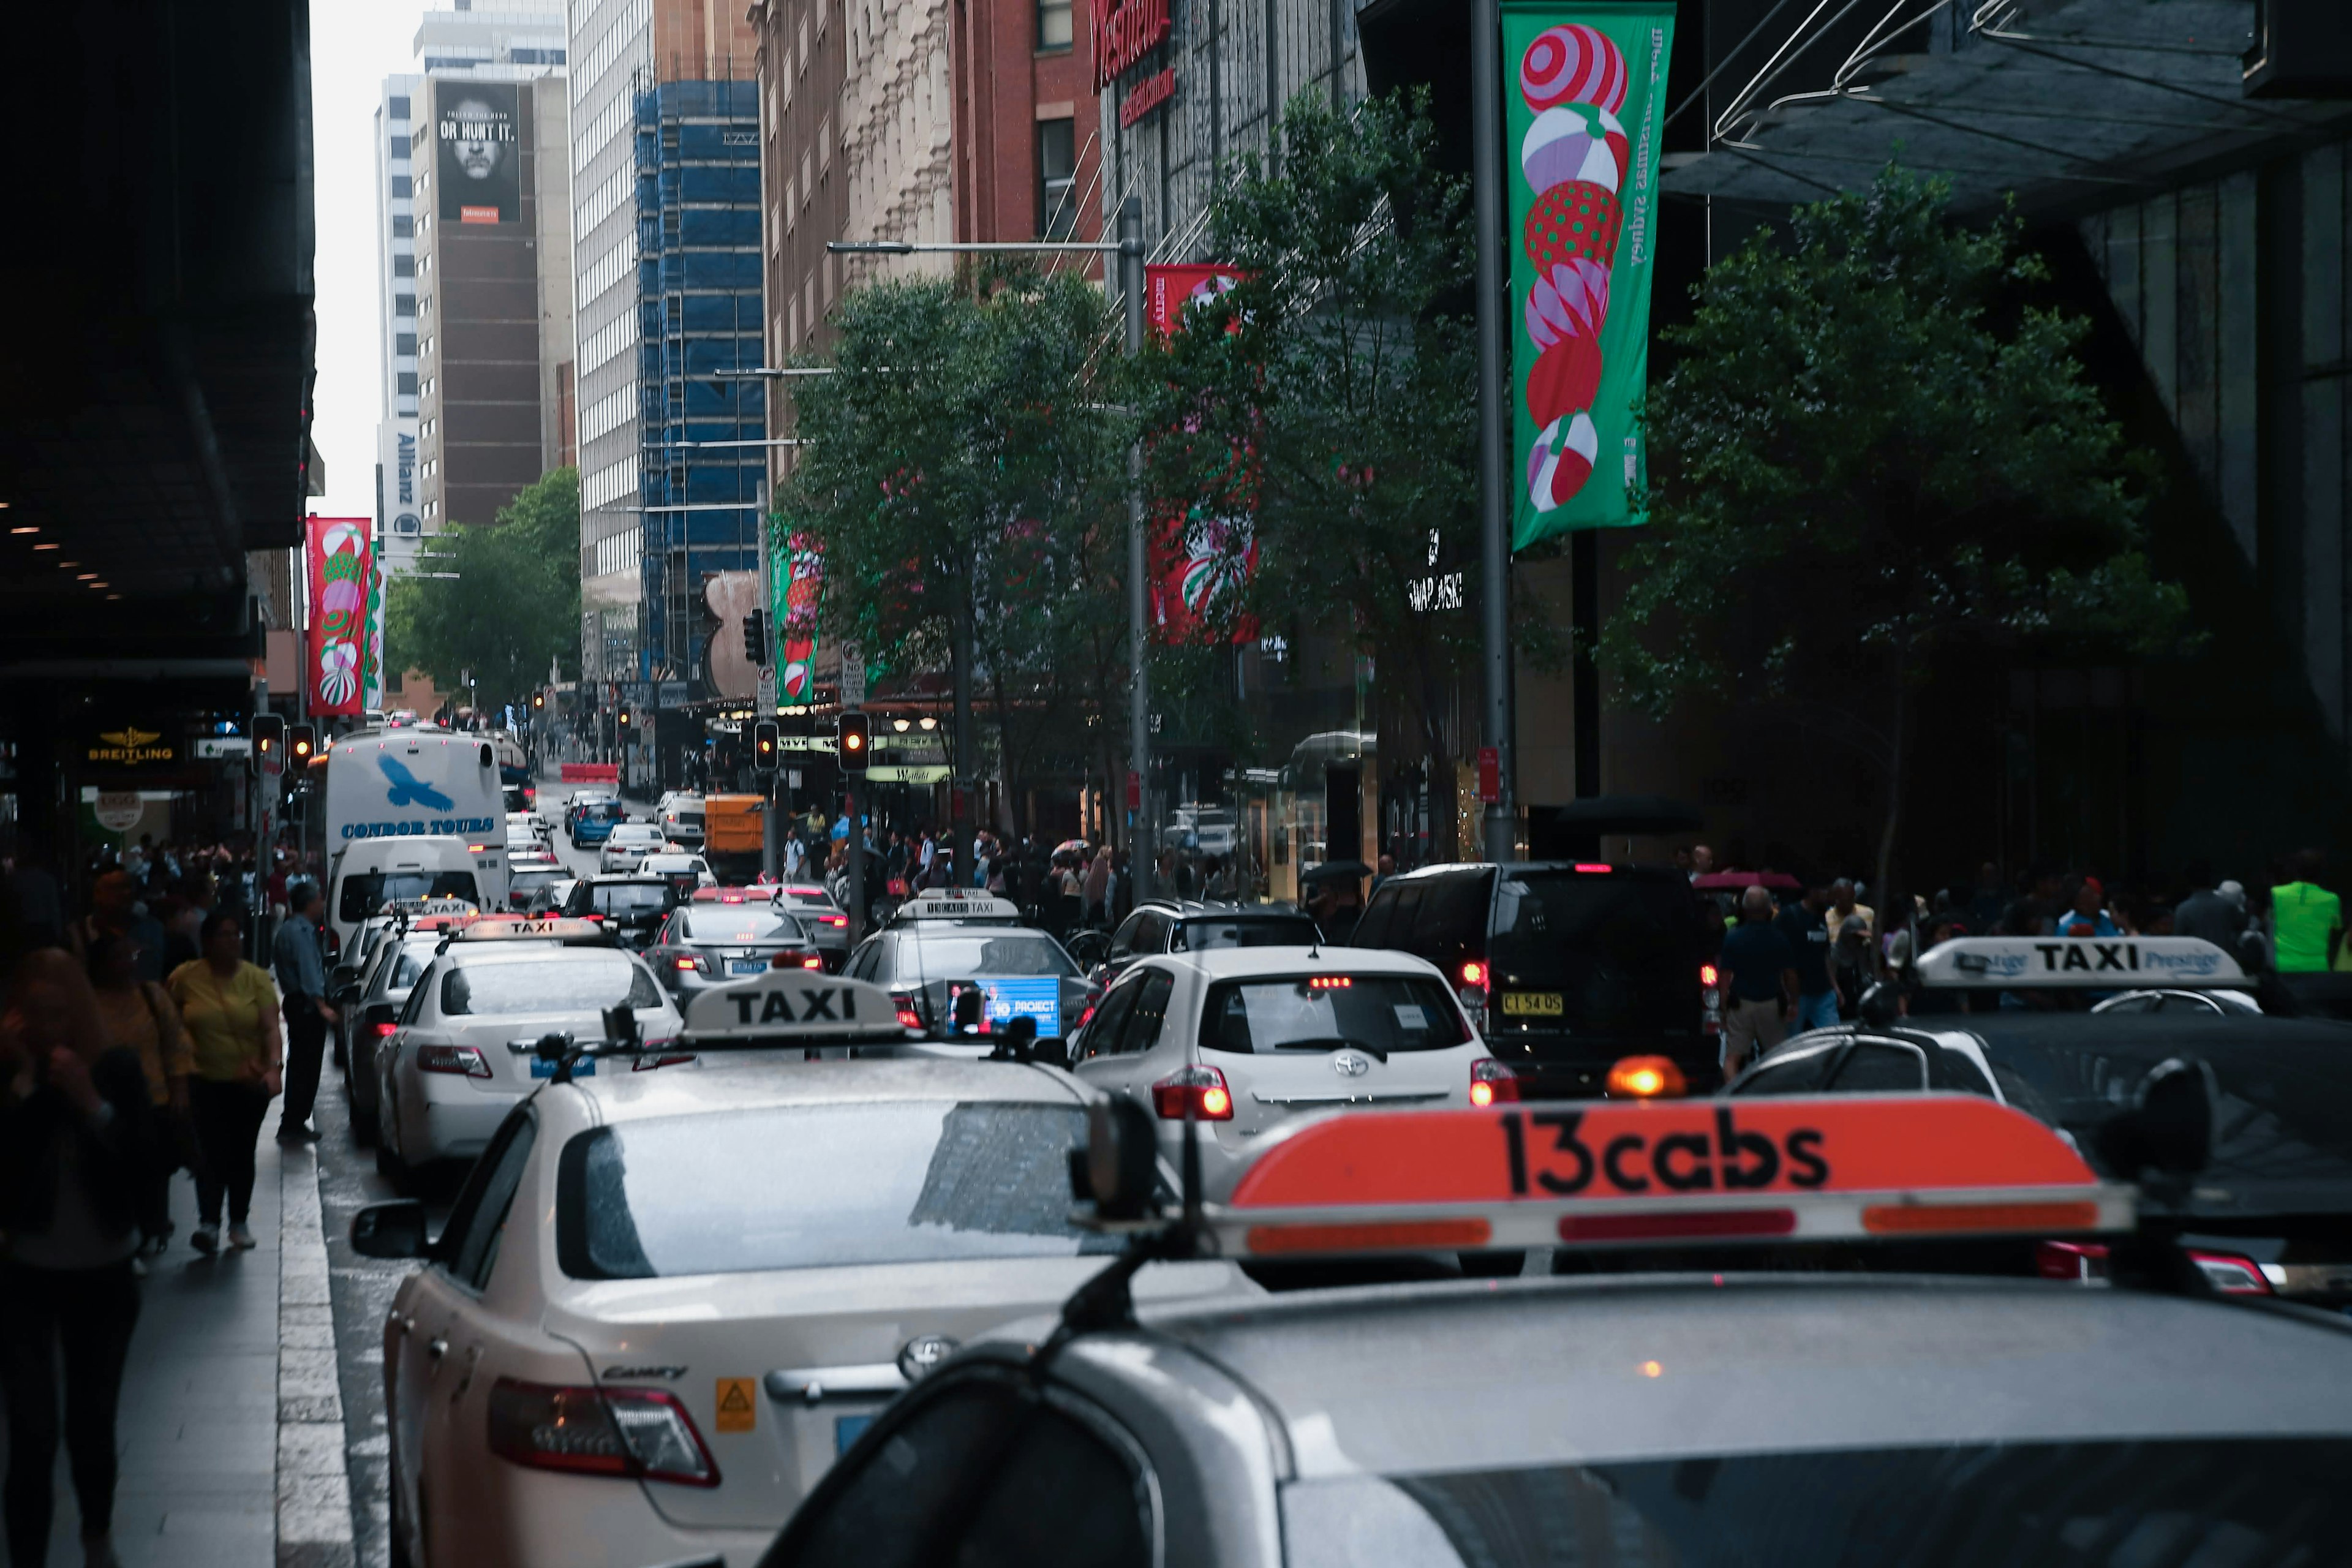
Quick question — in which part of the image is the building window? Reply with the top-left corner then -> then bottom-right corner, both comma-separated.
396,333 -> 417,356
1038,118 -> 1077,238
393,254 -> 415,277
393,215 -> 413,238
390,175 -> 412,197
1038,0 -> 1072,49
398,372 -> 418,394
395,293 -> 416,317
389,94 -> 411,118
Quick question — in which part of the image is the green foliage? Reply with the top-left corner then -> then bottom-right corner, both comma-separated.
1599,166 -> 2187,886
385,467 -> 581,707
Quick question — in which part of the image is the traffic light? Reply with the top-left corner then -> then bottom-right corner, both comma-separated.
752,719 -> 778,769
532,690 -> 545,710
254,714 -> 285,766
838,712 -> 870,774
288,723 -> 317,764
742,609 -> 771,666
617,705 -> 633,731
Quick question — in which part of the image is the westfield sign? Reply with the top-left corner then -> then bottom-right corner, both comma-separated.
1093,0 -> 1170,90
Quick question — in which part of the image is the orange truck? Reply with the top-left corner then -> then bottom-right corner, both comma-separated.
703,793 -> 767,881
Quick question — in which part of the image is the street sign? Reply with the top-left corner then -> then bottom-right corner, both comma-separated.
756,664 -> 777,713
195,736 -> 253,758
869,765 -> 951,785
1477,746 -> 1501,803
841,646 -> 867,708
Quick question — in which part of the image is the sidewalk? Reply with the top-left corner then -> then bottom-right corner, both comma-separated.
0,1139 -> 353,1568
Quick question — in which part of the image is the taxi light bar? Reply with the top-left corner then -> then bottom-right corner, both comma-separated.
1153,1065 -> 1234,1121
1573,863 -> 1612,873
1559,1207 -> 1795,1243
1605,1055 -> 1688,1100
417,1045 -> 491,1079
486,1379 -> 719,1487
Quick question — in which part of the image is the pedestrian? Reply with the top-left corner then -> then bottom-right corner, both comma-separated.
1371,852 -> 1396,895
88,932 -> 194,1254
2270,850 -> 2343,973
1083,846 -> 1112,928
166,910 -> 283,1253
67,870 -> 166,986
2057,877 -> 2120,940
1823,878 -> 1874,948
1688,845 -> 1716,882
270,881 -> 334,1146
1,948 -> 157,1568
1774,881 -> 1838,1031
1718,886 -> 1798,1076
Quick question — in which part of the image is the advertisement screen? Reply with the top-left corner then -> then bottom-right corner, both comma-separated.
437,80 -> 520,225
955,977 -> 1063,1039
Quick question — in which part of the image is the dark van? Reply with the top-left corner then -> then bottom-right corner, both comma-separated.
1351,862 -> 1717,1096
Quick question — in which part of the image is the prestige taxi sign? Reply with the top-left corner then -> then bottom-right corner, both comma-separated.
1912,937 -> 2245,989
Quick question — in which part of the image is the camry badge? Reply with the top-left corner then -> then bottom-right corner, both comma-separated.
898,1334 -> 959,1381
1333,1052 -> 1371,1078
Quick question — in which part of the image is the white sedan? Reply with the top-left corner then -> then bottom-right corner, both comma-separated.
599,822 -> 666,873
373,919 -> 681,1184
1069,944 -> 1497,1195
351,971 -> 1250,1568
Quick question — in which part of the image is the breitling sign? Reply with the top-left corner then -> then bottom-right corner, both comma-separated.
85,725 -> 179,769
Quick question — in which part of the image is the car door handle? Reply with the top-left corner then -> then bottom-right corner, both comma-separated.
426,1336 -> 449,1360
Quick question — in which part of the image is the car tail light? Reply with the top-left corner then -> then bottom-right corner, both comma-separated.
1605,1055 -> 1687,1099
417,1045 -> 491,1079
1075,1001 -> 1098,1031
1468,1058 -> 1519,1107
371,1022 -> 399,1041
818,913 -> 848,927
1152,1065 -> 1234,1121
486,1379 -> 719,1487
892,992 -> 924,1030
2035,1240 -> 2110,1282
673,955 -> 703,973
630,1054 -> 697,1071
2188,1249 -> 2274,1295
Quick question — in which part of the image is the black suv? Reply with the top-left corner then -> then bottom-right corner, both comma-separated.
1090,899 -> 1326,986
558,874 -> 676,950
1351,862 -> 1714,1097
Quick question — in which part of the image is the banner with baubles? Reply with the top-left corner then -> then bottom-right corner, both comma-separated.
1504,2 -> 1674,546
305,516 -> 376,718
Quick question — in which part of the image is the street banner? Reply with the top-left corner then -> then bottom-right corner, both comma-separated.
1502,2 -> 1674,545
305,516 -> 373,717
1145,263 -> 1256,644
775,531 -> 824,704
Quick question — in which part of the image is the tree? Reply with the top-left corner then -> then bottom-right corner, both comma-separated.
1599,167 -> 2188,900
385,467 -> 581,711
1144,89 -> 1561,859
782,271 -> 1131,843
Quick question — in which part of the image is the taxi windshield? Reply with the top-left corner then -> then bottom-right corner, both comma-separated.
1199,976 -> 1470,1054
340,871 -> 478,925
1284,1439 -> 2351,1566
907,933 -> 1076,979
554,1102 -> 1118,1278
441,957 -> 663,1015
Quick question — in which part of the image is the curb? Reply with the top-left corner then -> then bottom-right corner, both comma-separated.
277,1147 -> 356,1568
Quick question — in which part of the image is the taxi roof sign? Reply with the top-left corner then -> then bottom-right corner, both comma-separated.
385,895 -> 478,917
889,891 -> 1023,924
1913,936 -> 2246,989
453,916 -> 606,942
1144,1096 -> 2133,1261
681,972 -> 913,1041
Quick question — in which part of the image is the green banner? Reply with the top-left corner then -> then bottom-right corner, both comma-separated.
1503,2 -> 1675,546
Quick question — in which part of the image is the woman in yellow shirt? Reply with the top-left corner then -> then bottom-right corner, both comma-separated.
165,911 -> 282,1254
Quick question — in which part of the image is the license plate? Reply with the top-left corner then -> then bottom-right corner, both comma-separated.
728,957 -> 767,975
834,1413 -> 876,1454
1501,991 -> 1563,1017
529,1055 -> 594,1077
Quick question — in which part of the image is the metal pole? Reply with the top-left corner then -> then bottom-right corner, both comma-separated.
1472,0 -> 1516,863
760,526 -> 781,883
846,777 -> 867,941
1120,195 -> 1152,902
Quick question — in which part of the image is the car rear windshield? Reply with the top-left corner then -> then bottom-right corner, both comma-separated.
1174,916 -> 1324,951
1200,976 -> 1469,1055
441,956 -> 663,1016
905,933 -> 1076,979
1283,1439 -> 2352,1567
681,907 -> 804,943
555,1102 -> 1118,1278
1487,872 -> 1703,1033
611,826 -> 662,843
585,883 -> 670,914
340,871 -> 478,925
511,869 -> 564,888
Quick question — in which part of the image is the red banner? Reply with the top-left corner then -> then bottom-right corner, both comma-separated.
304,516 -> 373,717
1145,265 -> 1257,645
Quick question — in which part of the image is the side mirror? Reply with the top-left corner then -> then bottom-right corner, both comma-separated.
1082,1096 -> 1161,1221
2097,1057 -> 2215,1181
350,1199 -> 432,1259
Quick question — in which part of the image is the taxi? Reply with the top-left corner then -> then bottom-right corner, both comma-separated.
348,968 -> 1252,1568
371,916 -> 679,1185
760,1086 -> 2352,1566
848,891 -> 1098,1043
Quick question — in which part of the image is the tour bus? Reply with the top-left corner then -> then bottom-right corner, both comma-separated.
320,729 -> 508,958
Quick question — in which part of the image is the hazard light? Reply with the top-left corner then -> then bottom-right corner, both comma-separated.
1605,1055 -> 1687,1099
1104,1095 -> 2134,1261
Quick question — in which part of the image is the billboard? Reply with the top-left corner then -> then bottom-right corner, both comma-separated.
306,517 -> 375,717
1502,4 -> 1675,545
437,80 -> 521,225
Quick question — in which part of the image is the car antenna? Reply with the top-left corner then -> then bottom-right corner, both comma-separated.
1035,1098 -> 1204,1370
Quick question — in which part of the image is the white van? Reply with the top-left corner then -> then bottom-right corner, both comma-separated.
323,837 -> 485,968
322,729 -> 508,952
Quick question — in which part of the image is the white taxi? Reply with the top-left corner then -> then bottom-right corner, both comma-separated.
372,916 -> 680,1184
1070,945 -> 1494,1196
349,970 -> 1251,1568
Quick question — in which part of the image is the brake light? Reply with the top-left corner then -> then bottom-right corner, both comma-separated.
1076,1001 -> 1098,1030
1152,1065 -> 1234,1121
1468,1058 -> 1519,1108
2187,1249 -> 2274,1295
1307,975 -> 1352,990
673,956 -> 701,972
892,992 -> 923,1030
818,914 -> 848,927
1700,963 -> 1719,988
1605,1055 -> 1687,1099
416,1045 -> 491,1079
371,1022 -> 399,1041
1573,863 -> 1611,873
486,1379 -> 719,1487
1459,960 -> 1487,987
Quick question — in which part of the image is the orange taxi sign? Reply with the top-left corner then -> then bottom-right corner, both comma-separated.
1208,1096 -> 2128,1261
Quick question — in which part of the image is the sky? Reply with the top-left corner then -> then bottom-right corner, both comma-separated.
309,1 -> 433,526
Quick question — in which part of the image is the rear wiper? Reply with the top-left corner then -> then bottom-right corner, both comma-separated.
1275,1035 -> 1386,1063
